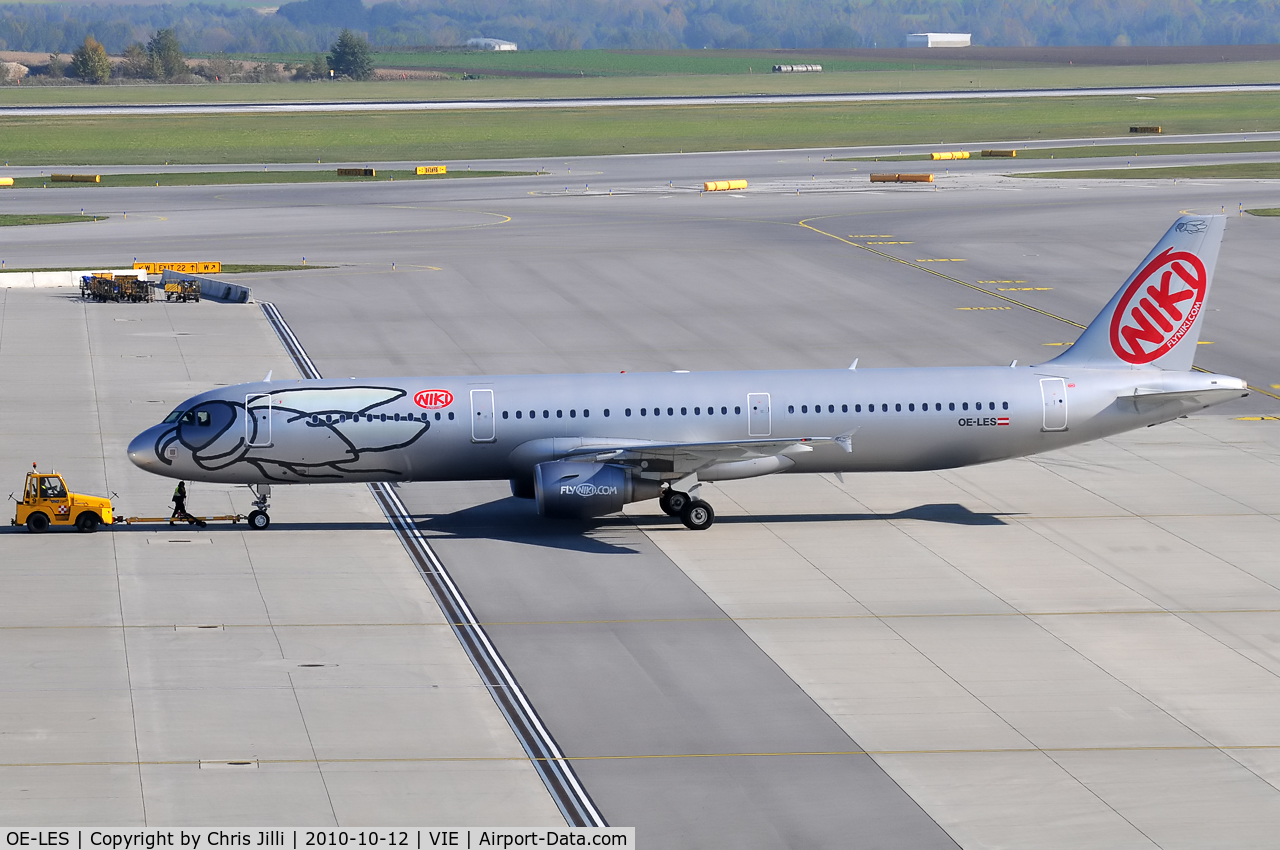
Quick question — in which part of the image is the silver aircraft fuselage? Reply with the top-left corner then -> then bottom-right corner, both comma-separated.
127,364 -> 1245,486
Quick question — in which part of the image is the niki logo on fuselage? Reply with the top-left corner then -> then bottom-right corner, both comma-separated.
1109,248 -> 1207,364
414,389 -> 454,409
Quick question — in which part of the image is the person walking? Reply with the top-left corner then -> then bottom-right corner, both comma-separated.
171,481 -> 189,524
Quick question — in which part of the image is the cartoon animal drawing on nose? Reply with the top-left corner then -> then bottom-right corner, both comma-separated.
154,386 -> 433,481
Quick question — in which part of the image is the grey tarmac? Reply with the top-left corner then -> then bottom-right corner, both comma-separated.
3,142 -> 1280,846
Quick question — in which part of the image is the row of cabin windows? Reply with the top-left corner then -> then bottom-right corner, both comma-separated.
502,406 -> 743,420
307,401 -> 1008,426
311,411 -> 450,425
787,401 -> 1009,414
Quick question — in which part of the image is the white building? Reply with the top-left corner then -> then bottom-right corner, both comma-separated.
466,38 -> 518,51
905,32 -> 971,48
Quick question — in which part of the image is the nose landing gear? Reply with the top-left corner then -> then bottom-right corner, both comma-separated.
246,484 -> 272,530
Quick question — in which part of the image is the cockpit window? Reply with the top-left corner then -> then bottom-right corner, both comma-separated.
163,409 -> 186,424
196,411 -> 211,427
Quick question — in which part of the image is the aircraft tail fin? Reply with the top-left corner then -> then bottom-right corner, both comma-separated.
1048,215 -> 1224,371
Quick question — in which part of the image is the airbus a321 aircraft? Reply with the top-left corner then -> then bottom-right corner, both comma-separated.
129,215 -> 1246,531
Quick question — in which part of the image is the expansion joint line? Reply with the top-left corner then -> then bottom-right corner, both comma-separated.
257,301 -> 605,828
795,219 -> 1280,402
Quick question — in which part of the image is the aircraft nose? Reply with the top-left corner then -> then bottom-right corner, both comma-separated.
128,429 -> 159,472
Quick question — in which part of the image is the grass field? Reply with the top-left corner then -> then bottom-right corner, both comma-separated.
1019,162 -> 1280,179
9,170 -> 536,188
0,213 -> 107,225
0,92 -> 1276,166
4,60 -> 1280,106
835,139 -> 1280,162
1247,208 -> 1280,215
0,262 -> 321,273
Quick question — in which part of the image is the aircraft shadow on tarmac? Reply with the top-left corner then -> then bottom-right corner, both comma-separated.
404,498 -> 1011,553
0,502 -> 1007,540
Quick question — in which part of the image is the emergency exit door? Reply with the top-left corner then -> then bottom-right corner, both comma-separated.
748,393 -> 771,437
471,389 -> 495,442
1040,378 -> 1068,431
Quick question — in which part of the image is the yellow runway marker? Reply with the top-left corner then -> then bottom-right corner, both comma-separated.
917,258 -> 966,262
998,287 -> 1053,291
1234,416 -> 1280,421
1042,342 -> 1073,346
850,234 -> 893,238
956,306 -> 1012,311
796,217 -> 1280,404
1197,340 -> 1215,344
978,280 -> 1028,284
865,241 -> 913,245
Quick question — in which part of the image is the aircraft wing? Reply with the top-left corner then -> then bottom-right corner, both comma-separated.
558,433 -> 853,467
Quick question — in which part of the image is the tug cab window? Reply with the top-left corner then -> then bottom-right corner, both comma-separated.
39,476 -> 66,500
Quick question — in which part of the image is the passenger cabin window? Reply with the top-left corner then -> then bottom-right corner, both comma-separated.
503,411 -> 509,419
962,403 -> 969,411
1003,402 -> 1009,410
734,406 -> 741,414
604,409 -> 610,417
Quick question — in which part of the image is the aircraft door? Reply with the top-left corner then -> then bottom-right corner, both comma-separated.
246,394 -> 273,446
471,388 -> 495,443
1040,378 -> 1068,431
747,393 -> 771,437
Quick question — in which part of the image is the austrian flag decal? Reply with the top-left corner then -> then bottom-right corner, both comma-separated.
997,417 -> 1010,426
1109,247 -> 1207,364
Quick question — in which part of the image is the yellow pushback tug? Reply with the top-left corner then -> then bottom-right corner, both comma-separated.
12,464 -> 114,532
12,464 -> 244,532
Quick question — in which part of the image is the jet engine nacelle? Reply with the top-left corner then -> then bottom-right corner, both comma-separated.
534,461 -> 661,518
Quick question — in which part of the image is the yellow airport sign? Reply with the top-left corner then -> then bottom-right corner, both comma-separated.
133,261 -> 222,275
417,165 -> 447,175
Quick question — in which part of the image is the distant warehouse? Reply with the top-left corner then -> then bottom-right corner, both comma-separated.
467,37 -> 517,51
905,32 -> 972,48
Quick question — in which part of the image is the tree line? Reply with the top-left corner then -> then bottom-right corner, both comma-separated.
2,0 -> 1280,56
16,27 -> 373,84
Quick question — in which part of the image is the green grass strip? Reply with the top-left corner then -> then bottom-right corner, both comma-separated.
834,140 -> 1280,162
0,262 -> 328,273
220,263 -> 329,273
0,213 -> 108,225
10,170 -> 537,188
1245,208 -> 1280,216
0,93 -> 1276,165
1017,162 -> 1280,179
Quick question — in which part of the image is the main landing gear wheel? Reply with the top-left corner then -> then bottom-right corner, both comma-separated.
660,489 -> 691,517
680,499 -> 715,531
247,510 -> 271,530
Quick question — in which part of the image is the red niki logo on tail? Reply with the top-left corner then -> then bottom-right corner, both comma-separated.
1108,247 -> 1207,364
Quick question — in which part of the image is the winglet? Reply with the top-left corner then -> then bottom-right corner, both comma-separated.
1046,215 -> 1224,371
263,370 -> 273,382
